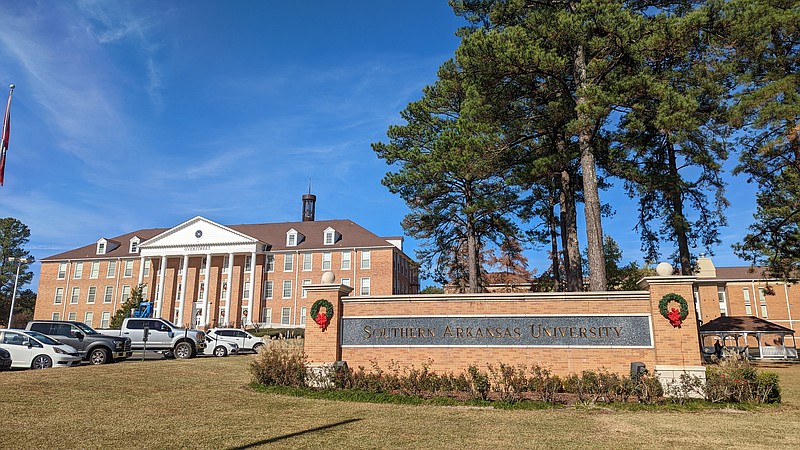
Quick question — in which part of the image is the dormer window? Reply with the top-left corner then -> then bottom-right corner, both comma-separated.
130,237 -> 140,254
286,229 -> 304,247
96,238 -> 107,255
323,227 -> 339,245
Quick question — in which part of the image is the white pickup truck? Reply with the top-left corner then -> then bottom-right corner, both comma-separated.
119,318 -> 205,359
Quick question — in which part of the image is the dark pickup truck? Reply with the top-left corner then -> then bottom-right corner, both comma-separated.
26,320 -> 132,364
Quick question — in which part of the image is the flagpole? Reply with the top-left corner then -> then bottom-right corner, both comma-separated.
0,83 -> 15,187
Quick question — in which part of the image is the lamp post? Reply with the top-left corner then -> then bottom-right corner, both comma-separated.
6,257 -> 31,328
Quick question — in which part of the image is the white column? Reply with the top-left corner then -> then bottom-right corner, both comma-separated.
246,251 -> 256,326
155,256 -> 167,319
137,256 -> 145,286
177,254 -> 189,326
225,252 -> 234,326
202,253 -> 211,328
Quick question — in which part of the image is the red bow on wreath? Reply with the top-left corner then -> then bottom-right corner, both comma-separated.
667,307 -> 683,328
315,312 -> 330,330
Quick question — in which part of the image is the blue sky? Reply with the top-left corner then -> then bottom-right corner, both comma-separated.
0,0 -> 758,291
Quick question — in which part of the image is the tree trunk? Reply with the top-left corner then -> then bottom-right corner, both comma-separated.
666,139 -> 692,275
573,42 -> 607,291
547,180 -> 562,292
466,215 -> 481,293
560,168 -> 583,291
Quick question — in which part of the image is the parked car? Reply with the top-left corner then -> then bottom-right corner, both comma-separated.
206,328 -> 264,353
0,347 -> 11,370
26,320 -> 132,364
117,318 -> 205,359
0,329 -> 81,369
205,336 -> 238,357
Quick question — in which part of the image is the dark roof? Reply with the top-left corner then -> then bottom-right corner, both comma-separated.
42,219 -> 400,261
713,266 -> 768,280
699,316 -> 795,334
42,228 -> 167,261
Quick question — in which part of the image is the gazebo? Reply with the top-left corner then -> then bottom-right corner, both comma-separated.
699,316 -> 798,359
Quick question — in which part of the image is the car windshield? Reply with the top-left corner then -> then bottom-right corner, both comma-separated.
22,330 -> 61,346
74,323 -> 100,335
163,319 -> 178,328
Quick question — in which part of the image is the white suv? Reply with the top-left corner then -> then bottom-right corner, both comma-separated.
206,328 -> 264,353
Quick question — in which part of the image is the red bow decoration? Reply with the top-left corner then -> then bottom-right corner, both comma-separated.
667,307 -> 683,328
315,312 -> 330,331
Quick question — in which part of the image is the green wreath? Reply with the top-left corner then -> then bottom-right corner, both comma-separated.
310,299 -> 334,323
659,293 -> 689,321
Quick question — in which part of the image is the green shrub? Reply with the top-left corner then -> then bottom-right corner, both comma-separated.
467,365 -> 490,401
704,358 -> 781,404
755,371 -> 781,403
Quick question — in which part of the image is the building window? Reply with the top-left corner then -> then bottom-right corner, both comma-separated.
324,228 -> 335,245
341,277 -> 350,287
201,257 -> 207,271
322,252 -> 331,271
245,255 -> 252,271
284,254 -> 293,272
281,307 -> 291,325
58,262 -> 67,279
303,253 -> 313,271
261,307 -> 272,324
141,285 -> 148,300
360,277 -> 370,296
107,261 -> 116,278
54,288 -> 64,305
143,260 -> 150,276
287,230 -> 297,247
266,255 -> 274,272
717,286 -> 728,317
104,286 -> 113,303
97,242 -> 106,254
222,282 -> 228,300
101,311 -> 111,328
758,288 -> 768,318
743,288 -> 752,315
70,287 -> 80,304
361,251 -> 371,269
341,251 -> 351,270
124,260 -> 133,277
84,311 -> 94,327
264,281 -> 273,299
87,286 -> 97,304
243,281 -> 251,299
178,258 -> 184,275
130,237 -> 140,253
122,285 -> 131,303
300,306 -> 307,325
302,279 -> 311,298
52,312 -> 60,321
74,262 -> 83,279
282,280 -> 292,298
199,282 -> 205,300
90,261 -> 100,279
68,312 -> 77,321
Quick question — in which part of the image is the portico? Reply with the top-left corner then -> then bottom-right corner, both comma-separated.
139,216 -> 268,329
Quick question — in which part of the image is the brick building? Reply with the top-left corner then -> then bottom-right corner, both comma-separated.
34,195 -> 419,329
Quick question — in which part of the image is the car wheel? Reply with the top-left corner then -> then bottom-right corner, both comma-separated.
213,345 -> 227,357
32,355 -> 53,369
174,342 -> 193,359
253,343 -> 265,353
89,348 -> 109,365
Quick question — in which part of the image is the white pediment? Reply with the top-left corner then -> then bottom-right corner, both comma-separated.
139,216 -> 264,257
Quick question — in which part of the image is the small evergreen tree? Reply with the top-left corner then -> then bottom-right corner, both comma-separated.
110,283 -> 146,329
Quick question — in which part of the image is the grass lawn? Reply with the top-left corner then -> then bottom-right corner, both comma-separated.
1,356 -> 799,449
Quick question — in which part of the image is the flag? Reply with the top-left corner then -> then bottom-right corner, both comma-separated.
0,85 -> 15,187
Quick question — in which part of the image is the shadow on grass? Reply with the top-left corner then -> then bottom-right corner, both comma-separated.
227,418 -> 362,449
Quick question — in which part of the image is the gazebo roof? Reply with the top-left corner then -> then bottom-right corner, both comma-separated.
699,316 -> 795,334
